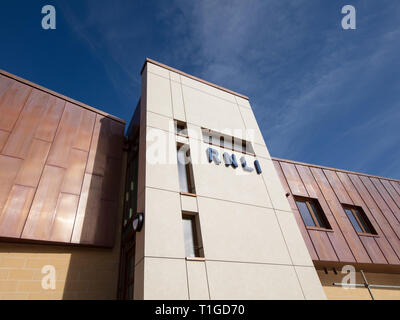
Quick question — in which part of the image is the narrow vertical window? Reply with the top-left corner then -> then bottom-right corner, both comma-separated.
200,129 -> 255,155
220,136 -> 225,148
177,144 -> 196,194
242,140 -> 247,153
182,214 -> 203,257
232,136 -> 245,152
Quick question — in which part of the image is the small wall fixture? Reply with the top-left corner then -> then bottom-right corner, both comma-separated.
254,160 -> 262,174
132,213 -> 144,232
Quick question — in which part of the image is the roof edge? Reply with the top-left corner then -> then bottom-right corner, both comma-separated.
272,157 -> 400,183
141,58 -> 249,101
0,69 -> 126,125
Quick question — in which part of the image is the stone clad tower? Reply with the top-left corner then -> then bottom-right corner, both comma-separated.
131,59 -> 326,300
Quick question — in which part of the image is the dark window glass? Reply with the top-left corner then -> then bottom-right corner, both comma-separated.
220,136 -> 225,148
345,209 -> 363,233
127,285 -> 133,300
309,201 -> 325,227
175,121 -> 187,136
296,200 -> 316,227
123,131 -> 139,226
343,205 -> 376,234
201,128 -> 254,155
242,140 -> 247,153
123,246 -> 135,300
295,197 -> 331,229
354,208 -> 370,232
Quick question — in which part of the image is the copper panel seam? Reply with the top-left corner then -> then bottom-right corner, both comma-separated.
349,173 -> 400,263
272,160 -> 319,261
310,167 -> 371,264
295,164 -> 345,262
0,69 -> 125,124
272,157 -> 400,184
337,171 -> 399,265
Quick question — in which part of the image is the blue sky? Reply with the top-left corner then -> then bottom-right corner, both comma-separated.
0,1 -> 399,179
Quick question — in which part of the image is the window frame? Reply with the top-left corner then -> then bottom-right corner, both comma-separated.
201,128 -> 255,156
175,120 -> 188,137
182,214 -> 203,258
294,196 -> 332,231
220,136 -> 225,148
342,204 -> 377,236
176,144 -> 196,195
242,140 -> 247,153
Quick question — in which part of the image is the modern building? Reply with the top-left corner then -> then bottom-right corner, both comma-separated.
0,59 -> 399,300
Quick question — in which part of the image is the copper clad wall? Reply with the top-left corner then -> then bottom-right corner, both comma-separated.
0,73 -> 125,247
273,159 -> 400,266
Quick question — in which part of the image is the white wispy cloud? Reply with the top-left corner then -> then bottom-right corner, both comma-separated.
60,0 -> 400,178
163,0 -> 400,178
59,0 -> 144,114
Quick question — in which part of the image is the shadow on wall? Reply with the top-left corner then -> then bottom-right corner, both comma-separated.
0,73 -> 127,299
0,117 -> 126,300
61,117 -> 126,299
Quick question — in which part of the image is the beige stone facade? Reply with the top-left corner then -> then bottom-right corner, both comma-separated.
133,60 -> 326,300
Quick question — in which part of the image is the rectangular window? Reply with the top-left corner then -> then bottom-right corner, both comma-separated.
242,140 -> 247,153
177,144 -> 196,194
343,205 -> 376,235
220,136 -> 225,148
295,197 -> 331,230
175,120 -> 187,136
182,214 -> 203,257
201,128 -> 255,155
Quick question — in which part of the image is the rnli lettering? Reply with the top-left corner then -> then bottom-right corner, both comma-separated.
207,147 -> 262,174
